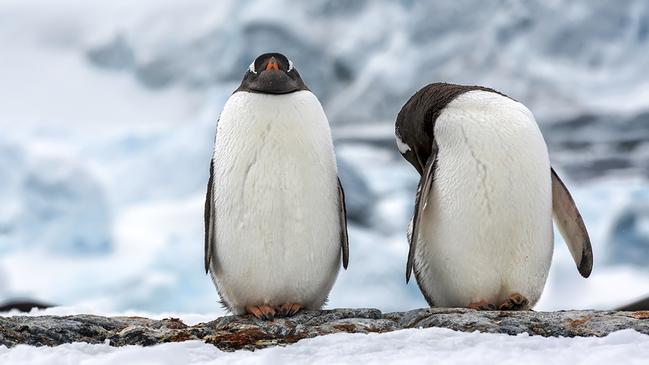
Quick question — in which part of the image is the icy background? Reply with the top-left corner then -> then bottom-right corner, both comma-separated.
1,0 -> 649,316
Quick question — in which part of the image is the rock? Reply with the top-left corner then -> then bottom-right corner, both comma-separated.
0,300 -> 52,313
1,308 -> 649,351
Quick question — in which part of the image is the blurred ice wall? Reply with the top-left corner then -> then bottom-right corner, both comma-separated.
1,0 -> 648,313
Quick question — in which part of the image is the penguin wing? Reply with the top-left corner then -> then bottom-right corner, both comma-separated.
204,158 -> 216,274
406,147 -> 438,283
551,167 -> 593,278
338,177 -> 349,269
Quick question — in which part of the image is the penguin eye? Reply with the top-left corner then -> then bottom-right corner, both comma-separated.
287,59 -> 294,72
248,61 -> 257,74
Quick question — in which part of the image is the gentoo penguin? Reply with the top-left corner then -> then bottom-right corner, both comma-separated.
395,83 -> 593,310
204,53 -> 349,320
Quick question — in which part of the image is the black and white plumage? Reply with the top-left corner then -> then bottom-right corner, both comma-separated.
395,83 -> 592,310
204,53 -> 348,319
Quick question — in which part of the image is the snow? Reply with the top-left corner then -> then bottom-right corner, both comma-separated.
0,0 -> 648,317
1,328 -> 648,365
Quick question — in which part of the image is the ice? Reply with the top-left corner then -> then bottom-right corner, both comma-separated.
607,203 -> 649,267
0,138 -> 111,255
73,1 -> 649,123
536,178 -> 649,310
336,158 -> 375,225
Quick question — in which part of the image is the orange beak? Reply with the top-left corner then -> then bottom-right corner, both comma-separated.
265,57 -> 280,71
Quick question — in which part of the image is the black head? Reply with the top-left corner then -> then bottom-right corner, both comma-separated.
236,53 -> 309,94
395,83 -> 510,175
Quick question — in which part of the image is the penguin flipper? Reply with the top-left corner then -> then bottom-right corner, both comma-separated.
337,177 -> 349,269
551,167 -> 593,278
204,158 -> 216,274
406,150 -> 438,283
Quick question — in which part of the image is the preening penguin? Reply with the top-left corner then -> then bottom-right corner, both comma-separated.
204,53 -> 349,320
395,83 -> 592,310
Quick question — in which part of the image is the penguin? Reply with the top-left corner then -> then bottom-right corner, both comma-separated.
204,53 -> 349,320
395,83 -> 593,310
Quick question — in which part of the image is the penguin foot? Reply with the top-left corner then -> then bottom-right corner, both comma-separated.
467,300 -> 496,310
246,305 -> 276,320
277,303 -> 303,317
498,293 -> 530,311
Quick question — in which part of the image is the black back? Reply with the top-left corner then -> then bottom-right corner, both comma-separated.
236,52 -> 309,95
395,82 -> 507,174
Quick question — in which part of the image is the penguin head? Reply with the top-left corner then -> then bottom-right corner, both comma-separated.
237,53 -> 309,94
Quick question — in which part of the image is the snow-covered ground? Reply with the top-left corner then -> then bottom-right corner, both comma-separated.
2,328 -> 649,365
1,0 -> 649,318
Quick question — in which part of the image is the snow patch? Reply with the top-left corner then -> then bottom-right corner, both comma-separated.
0,328 -> 648,364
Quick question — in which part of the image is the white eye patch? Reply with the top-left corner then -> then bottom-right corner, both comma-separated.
248,61 -> 257,74
288,59 -> 294,72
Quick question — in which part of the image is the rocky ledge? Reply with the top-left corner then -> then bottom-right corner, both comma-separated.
1,308 -> 648,351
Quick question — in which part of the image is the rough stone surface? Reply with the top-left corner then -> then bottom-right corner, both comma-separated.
1,308 -> 648,351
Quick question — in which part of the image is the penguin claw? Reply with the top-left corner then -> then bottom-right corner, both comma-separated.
246,306 -> 264,319
498,293 -> 530,311
277,303 -> 290,317
277,303 -> 303,317
287,303 -> 303,316
246,305 -> 276,320
467,300 -> 497,311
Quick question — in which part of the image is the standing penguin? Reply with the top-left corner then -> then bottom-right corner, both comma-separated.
395,83 -> 592,310
204,53 -> 349,320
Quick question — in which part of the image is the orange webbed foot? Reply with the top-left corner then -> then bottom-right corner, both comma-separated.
498,293 -> 530,311
246,305 -> 276,320
467,300 -> 497,310
277,303 -> 303,317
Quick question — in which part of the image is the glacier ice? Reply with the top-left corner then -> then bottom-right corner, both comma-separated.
0,138 -> 112,256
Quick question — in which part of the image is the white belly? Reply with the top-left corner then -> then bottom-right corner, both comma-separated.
210,90 -> 341,314
415,91 -> 553,307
